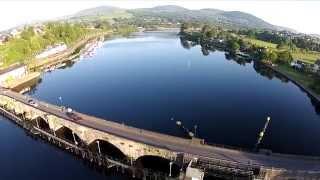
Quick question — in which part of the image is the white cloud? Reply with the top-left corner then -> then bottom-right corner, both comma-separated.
0,0 -> 319,34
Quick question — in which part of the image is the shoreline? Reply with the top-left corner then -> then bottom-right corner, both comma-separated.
264,63 -> 320,103
29,31 -> 112,71
6,32 -> 320,158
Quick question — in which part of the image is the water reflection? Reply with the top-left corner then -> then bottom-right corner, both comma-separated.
2,32 -> 320,180
179,35 -> 320,115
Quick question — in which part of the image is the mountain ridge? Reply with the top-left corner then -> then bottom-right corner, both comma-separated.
72,5 -> 291,31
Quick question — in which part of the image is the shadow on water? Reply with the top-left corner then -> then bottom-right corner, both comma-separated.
135,156 -> 180,178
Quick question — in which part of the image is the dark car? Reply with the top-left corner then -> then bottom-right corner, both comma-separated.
65,108 -> 81,121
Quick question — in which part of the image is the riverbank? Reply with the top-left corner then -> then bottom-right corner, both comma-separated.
5,72 -> 41,93
28,31 -> 112,71
180,31 -> 320,103
263,63 -> 320,102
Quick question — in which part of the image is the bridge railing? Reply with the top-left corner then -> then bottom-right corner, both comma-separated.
205,141 -> 254,154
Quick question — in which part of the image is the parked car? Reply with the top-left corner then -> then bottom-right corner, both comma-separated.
28,99 -> 38,107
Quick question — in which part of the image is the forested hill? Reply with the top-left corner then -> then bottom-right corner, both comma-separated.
71,5 -> 286,31
129,5 -> 278,30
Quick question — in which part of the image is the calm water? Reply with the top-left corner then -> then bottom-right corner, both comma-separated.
1,32 -> 320,179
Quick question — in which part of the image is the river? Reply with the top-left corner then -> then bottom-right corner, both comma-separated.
1,31 -> 320,179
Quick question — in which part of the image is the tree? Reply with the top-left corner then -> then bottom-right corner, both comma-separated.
276,51 -> 293,64
201,25 -> 211,39
180,22 -> 190,34
268,51 -> 278,62
227,39 -> 240,53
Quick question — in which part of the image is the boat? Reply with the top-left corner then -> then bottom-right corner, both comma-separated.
80,38 -> 104,59
19,87 -> 31,94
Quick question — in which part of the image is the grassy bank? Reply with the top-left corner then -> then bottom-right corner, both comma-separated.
273,64 -> 320,95
244,37 -> 320,63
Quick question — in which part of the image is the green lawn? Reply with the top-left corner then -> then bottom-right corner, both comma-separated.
276,64 -> 320,95
291,50 -> 320,63
276,64 -> 314,88
243,37 -> 320,63
243,38 -> 277,49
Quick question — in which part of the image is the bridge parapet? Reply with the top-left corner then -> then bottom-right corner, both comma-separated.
0,94 -> 177,161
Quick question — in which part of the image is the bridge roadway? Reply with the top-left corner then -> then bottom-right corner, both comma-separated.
1,89 -> 320,172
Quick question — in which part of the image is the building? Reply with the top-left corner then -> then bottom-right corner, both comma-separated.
36,43 -> 67,59
0,34 -> 9,45
290,60 -> 304,70
313,59 -> 320,73
33,25 -> 45,35
10,29 -> 22,38
0,64 -> 27,87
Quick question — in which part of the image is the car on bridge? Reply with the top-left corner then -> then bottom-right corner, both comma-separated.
28,99 -> 38,107
65,107 -> 81,121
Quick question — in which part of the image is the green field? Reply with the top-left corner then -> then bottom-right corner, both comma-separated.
244,37 -> 320,63
276,64 -> 320,94
243,38 -> 277,49
291,50 -> 320,63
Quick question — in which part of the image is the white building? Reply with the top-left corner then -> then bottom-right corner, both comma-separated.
10,29 -> 21,38
0,34 -> 9,45
313,59 -> 320,73
290,60 -> 303,70
0,64 -> 27,87
36,43 -> 67,59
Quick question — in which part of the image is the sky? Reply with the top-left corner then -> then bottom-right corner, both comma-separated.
0,0 -> 319,34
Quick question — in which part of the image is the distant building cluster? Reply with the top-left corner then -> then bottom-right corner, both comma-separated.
0,23 -> 45,45
290,59 -> 320,75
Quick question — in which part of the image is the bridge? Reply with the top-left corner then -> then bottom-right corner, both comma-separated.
0,89 -> 320,179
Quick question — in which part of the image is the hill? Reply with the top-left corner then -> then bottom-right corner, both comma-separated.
70,5 -> 286,31
128,5 -> 281,30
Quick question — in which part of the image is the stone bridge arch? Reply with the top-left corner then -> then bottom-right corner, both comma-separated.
55,125 -> 84,146
88,139 -> 127,160
135,155 -> 181,177
0,95 -> 179,164
32,116 -> 50,131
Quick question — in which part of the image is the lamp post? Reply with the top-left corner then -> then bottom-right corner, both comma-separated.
96,140 -> 101,155
58,96 -> 63,106
128,145 -> 134,166
169,162 -> 173,177
36,118 -> 39,128
72,131 -> 78,145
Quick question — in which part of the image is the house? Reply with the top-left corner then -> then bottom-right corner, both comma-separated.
290,60 -> 304,70
36,43 -> 67,59
313,59 -> 320,73
10,29 -> 22,38
0,64 -> 27,87
0,34 -> 9,45
33,25 -> 45,35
